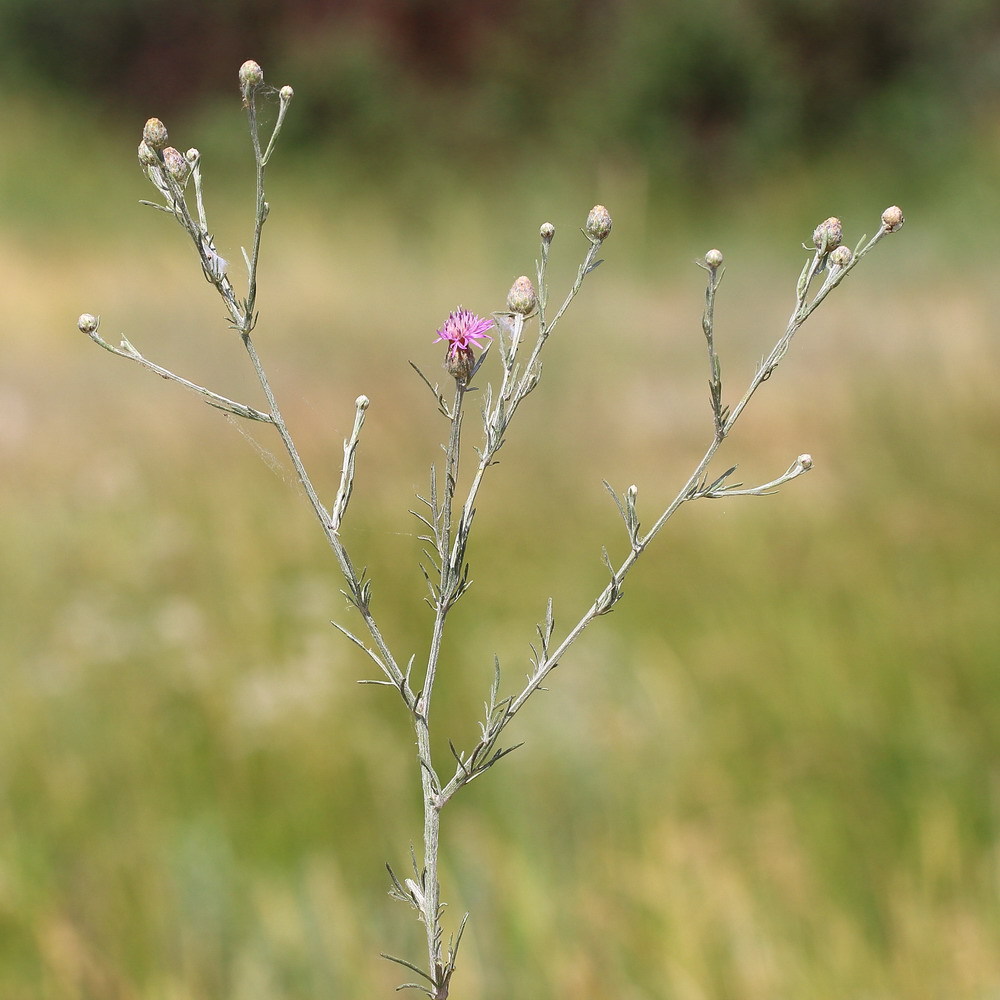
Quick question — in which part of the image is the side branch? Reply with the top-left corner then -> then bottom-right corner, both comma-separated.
80,320 -> 272,422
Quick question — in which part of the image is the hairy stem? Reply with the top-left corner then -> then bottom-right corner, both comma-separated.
415,382 -> 466,984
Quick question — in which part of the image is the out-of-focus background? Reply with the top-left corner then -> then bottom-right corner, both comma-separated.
2,2 -> 999,997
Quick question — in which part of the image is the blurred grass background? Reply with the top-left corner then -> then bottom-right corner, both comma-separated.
2,1 -> 1000,997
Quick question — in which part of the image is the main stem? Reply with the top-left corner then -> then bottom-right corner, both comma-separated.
416,383 -> 465,987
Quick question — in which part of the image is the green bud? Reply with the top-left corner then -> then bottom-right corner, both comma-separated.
506,275 -> 537,315
161,146 -> 189,182
137,140 -> 159,167
77,313 -> 99,335
239,60 -> 264,90
585,204 -> 612,242
829,245 -> 852,268
142,117 -> 168,151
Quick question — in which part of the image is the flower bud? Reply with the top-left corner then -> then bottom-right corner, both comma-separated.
705,248 -> 724,269
829,245 -> 852,268
185,147 -> 200,165
77,313 -> 99,335
540,222 -> 555,244
797,454 -> 814,471
355,394 -> 370,411
626,484 -> 638,502
142,117 -> 168,151
507,275 -> 537,315
812,217 -> 843,254
137,140 -> 159,167
445,347 -> 475,384
239,60 -> 264,90
280,85 -> 294,102
161,146 -> 189,182
585,204 -> 612,242
881,206 -> 904,233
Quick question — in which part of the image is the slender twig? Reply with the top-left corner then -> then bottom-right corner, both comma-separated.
81,323 -> 272,422
242,89 -> 266,331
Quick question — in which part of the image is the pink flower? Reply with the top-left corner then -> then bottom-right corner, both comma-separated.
433,308 -> 493,360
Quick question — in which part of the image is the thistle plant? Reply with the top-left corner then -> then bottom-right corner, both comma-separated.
77,61 -> 904,998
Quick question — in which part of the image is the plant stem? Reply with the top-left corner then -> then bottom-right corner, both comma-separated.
241,332 -> 409,701
243,92 -> 267,330
414,382 -> 466,985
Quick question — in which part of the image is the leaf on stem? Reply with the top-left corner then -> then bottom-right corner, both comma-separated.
380,952 -> 436,990
409,362 -> 452,419
594,546 -> 623,615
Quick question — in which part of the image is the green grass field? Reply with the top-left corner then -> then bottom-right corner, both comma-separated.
2,115 -> 999,998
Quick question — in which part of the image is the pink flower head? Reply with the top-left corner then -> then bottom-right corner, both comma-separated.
433,308 -> 493,360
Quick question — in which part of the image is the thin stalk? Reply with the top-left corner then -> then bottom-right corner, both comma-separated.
243,92 -> 267,330
82,326 -> 272,422
241,333 -> 409,701
519,239 -> 601,389
701,262 -> 725,438
413,383 -> 465,986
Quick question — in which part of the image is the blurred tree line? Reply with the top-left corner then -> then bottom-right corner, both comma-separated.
3,0 -> 998,186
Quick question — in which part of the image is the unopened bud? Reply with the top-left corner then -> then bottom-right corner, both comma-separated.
280,85 -> 294,102
626,484 -> 638,502
812,217 -> 843,254
445,347 -> 475,384
137,140 -> 159,167
239,60 -> 264,90
507,275 -> 537,315
829,245 -> 852,268
585,204 -> 613,242
881,206 -> 904,233
161,146 -> 189,182
77,313 -> 99,335
142,118 -> 168,151
355,394 -> 370,411
185,147 -> 200,165
540,222 -> 555,244
705,248 -> 724,269
797,454 -> 814,471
